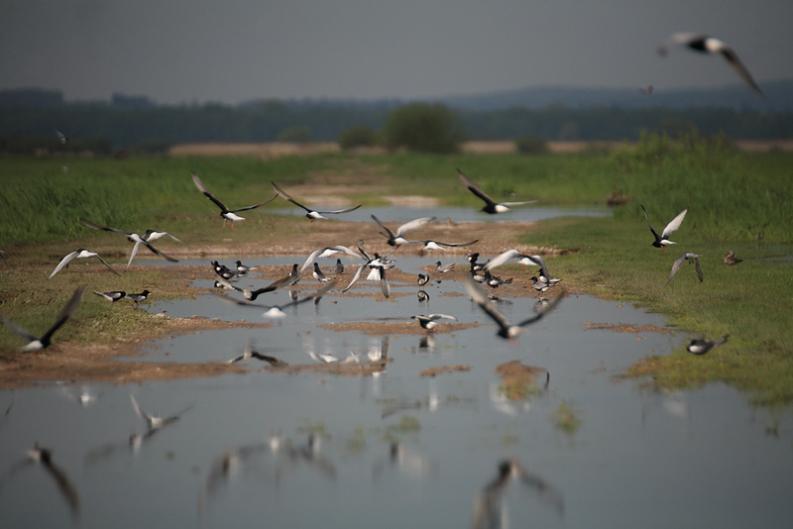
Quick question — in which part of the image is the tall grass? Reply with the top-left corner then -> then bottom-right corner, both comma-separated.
0,155 -> 330,245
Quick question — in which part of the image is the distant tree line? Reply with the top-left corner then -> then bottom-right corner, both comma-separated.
1,89 -> 792,152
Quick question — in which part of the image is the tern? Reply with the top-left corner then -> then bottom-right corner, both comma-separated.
3,444 -> 81,519
272,181 -> 361,220
465,277 -> 562,339
484,249 -> 542,272
687,334 -> 729,355
658,33 -> 763,96
417,290 -> 430,303
640,205 -> 688,247
126,290 -> 150,306
81,219 -> 179,266
410,314 -> 457,331
143,229 -> 181,243
223,265 -> 299,301
93,290 -> 126,302
417,273 -> 430,286
1,287 -> 83,351
130,394 -> 192,431
667,252 -> 703,285
419,239 -> 478,252
313,262 -> 332,283
434,261 -> 455,274
235,260 -> 256,276
371,214 -> 436,247
335,259 -> 344,274
458,168 -> 536,214
192,174 -> 275,224
49,249 -> 120,278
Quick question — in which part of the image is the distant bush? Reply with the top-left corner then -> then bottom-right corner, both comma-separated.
277,126 -> 312,143
338,126 -> 378,150
384,103 -> 463,154
515,136 -> 549,155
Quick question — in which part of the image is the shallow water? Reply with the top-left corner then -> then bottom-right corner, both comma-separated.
271,204 -> 608,223
2,255 -> 792,529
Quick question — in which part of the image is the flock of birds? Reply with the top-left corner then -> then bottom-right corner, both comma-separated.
0,29 -> 758,526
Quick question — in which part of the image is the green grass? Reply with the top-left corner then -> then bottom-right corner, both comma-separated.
0,155 -> 333,246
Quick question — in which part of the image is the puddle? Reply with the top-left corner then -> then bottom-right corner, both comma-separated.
3,259 -> 793,528
270,204 -> 608,223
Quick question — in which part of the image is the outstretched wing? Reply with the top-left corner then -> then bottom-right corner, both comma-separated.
457,168 -> 496,207
639,205 -> 661,240
271,182 -> 310,212
463,277 -> 511,333
396,216 -> 435,237
431,239 -> 479,248
140,240 -> 179,263
317,204 -> 362,215
41,458 -> 81,519
80,219 -> 127,235
371,215 -> 395,239
501,200 -> 537,207
516,291 -> 564,327
41,287 -> 84,342
49,251 -> 78,279
720,48 -> 764,96
662,209 -> 687,238
666,254 -> 688,285
231,193 -> 278,213
342,264 -> 365,293
379,268 -> 391,298
693,256 -> 704,282
1,318 -> 37,343
192,174 -> 228,212
92,253 -> 121,276
127,241 -> 142,267
484,249 -> 520,271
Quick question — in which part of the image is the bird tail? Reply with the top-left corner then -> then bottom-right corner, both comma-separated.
716,334 -> 730,346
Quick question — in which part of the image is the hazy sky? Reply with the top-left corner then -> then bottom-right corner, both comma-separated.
1,0 -> 791,103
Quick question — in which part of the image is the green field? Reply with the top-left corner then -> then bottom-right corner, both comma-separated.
1,133 -> 792,403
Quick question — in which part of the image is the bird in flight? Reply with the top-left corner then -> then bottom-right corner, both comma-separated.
658,33 -> 764,96
1,287 -> 84,351
640,205 -> 687,247
192,174 -> 275,225
457,168 -> 536,214
272,182 -> 361,220
667,252 -> 704,285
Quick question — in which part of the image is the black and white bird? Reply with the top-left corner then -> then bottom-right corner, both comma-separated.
335,259 -> 344,274
211,260 -> 238,281
640,205 -> 688,247
658,33 -> 764,96
371,214 -> 436,247
3,444 -> 81,519
417,290 -> 430,303
485,272 -> 513,288
130,394 -> 192,432
272,182 -> 361,220
417,273 -> 430,286
531,276 -> 553,293
434,261 -> 455,274
81,219 -> 179,267
465,277 -> 562,339
313,262 -> 332,283
687,334 -> 729,355
458,168 -> 536,214
224,265 -> 299,301
1,287 -> 83,351
126,290 -> 150,306
410,313 -> 457,331
235,260 -> 256,276
667,252 -> 704,285
227,339 -> 287,366
49,249 -> 120,278
93,290 -> 126,302
192,174 -> 275,224
472,459 -> 564,529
